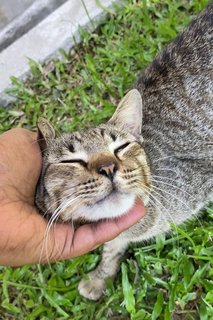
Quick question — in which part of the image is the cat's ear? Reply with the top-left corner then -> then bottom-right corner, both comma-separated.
37,117 -> 55,152
108,89 -> 142,136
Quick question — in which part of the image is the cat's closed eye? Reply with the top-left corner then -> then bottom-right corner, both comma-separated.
114,142 -> 131,155
60,159 -> 87,167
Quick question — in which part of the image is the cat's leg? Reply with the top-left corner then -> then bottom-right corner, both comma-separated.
78,237 -> 129,300
78,210 -> 160,300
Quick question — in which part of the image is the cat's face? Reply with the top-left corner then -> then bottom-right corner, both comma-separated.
36,90 -> 151,223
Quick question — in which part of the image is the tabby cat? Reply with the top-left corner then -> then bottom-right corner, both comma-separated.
36,4 -> 213,300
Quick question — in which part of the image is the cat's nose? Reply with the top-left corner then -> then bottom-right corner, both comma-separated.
97,162 -> 118,181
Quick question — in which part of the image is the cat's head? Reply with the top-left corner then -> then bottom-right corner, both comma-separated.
35,89 -> 151,223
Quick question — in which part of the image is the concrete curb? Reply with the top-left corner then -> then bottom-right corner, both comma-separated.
0,0 -> 67,52
0,0 -> 120,107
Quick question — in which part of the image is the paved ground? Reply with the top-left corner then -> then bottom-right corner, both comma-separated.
0,0 -> 34,31
0,0 -> 118,106
0,0 -> 67,51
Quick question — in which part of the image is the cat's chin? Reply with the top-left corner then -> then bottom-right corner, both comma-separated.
73,192 -> 136,222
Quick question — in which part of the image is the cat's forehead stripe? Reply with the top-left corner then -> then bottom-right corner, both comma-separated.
109,132 -> 116,141
73,135 -> 82,143
100,128 -> 105,137
98,128 -> 116,141
68,143 -> 75,153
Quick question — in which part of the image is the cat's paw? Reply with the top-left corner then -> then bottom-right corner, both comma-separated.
78,275 -> 106,301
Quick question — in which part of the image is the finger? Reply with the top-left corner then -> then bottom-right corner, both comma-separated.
53,199 -> 146,260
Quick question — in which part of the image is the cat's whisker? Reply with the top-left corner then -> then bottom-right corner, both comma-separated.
41,189 -> 79,219
134,178 -> 179,225
41,198 -> 63,219
148,193 -> 178,236
152,155 -> 176,163
40,209 -> 63,265
140,183 -> 181,247
40,194 -> 82,264
150,186 -> 205,232
151,174 -> 177,182
155,167 -> 179,176
141,178 -> 204,229
43,203 -> 75,264
130,176 -> 170,217
141,186 -> 179,245
140,182 -> 170,215
49,195 -> 81,261
41,205 -> 64,260
150,184 -> 205,229
151,184 -> 191,211
151,178 -> 196,199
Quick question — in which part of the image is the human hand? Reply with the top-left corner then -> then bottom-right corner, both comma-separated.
0,128 -> 146,266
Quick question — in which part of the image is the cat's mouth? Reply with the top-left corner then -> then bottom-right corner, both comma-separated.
68,184 -> 136,222
95,188 -> 122,206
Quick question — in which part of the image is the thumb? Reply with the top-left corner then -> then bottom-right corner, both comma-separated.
51,199 -> 146,260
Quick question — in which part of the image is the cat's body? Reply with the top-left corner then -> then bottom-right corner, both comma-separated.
36,4 -> 213,300
136,4 -> 213,231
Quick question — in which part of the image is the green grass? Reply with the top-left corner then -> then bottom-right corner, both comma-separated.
0,0 -> 213,319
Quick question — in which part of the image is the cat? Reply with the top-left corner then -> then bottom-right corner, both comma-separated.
35,3 -> 213,301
